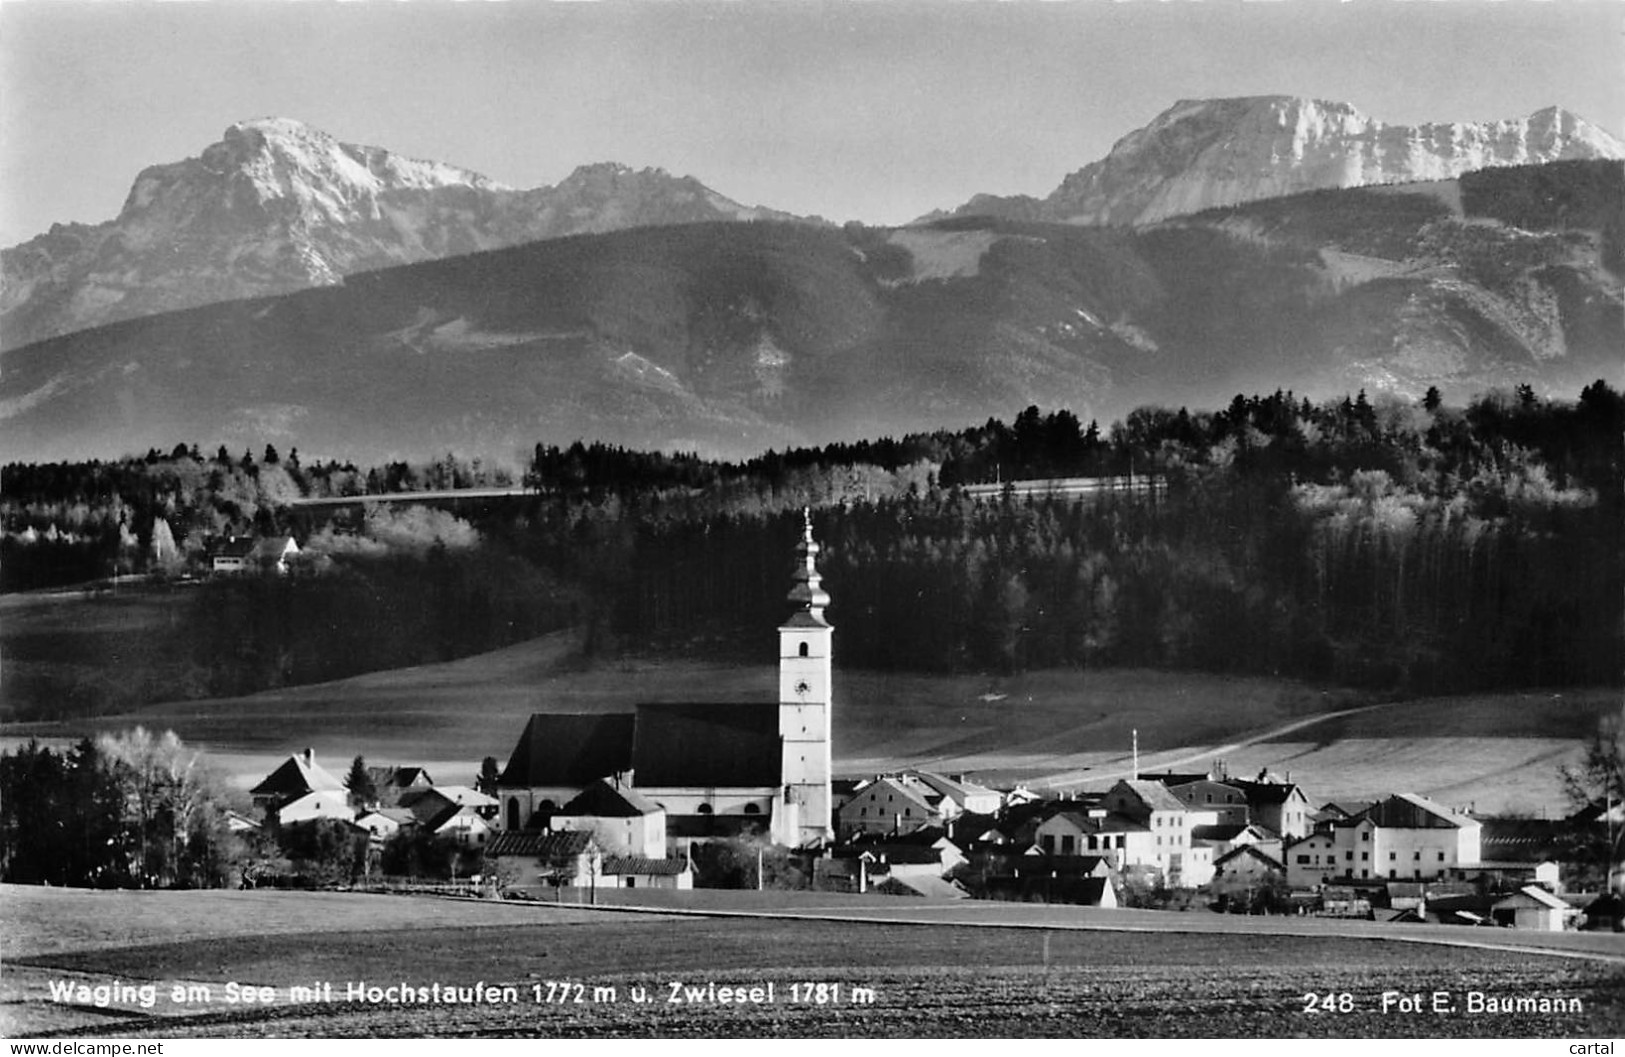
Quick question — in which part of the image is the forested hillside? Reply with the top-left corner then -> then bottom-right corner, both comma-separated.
3,382 -> 1619,721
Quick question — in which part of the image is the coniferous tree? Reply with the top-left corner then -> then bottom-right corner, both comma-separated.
345,755 -> 378,810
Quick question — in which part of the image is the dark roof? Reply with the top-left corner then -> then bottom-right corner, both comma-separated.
560,779 -> 662,818
498,713 -> 635,788
861,844 -> 945,865
1214,844 -> 1284,870
1043,855 -> 1113,877
1360,794 -> 1475,829
215,537 -> 258,558
852,824 -> 950,848
632,702 -> 781,787
250,753 -> 344,798
1140,771 -> 1214,787
368,765 -> 433,789
1111,780 -> 1186,814
602,856 -> 691,877
1192,823 -> 1249,842
487,829 -> 596,860
423,803 -> 482,832
1228,779 -> 1304,805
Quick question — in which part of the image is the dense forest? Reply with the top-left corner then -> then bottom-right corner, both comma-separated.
3,381 -> 1620,720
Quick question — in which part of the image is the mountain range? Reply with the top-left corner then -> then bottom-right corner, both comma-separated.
1,99 -> 1621,464
935,96 -> 1625,226
0,117 -> 807,352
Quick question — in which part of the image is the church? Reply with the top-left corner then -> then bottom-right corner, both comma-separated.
492,511 -> 835,849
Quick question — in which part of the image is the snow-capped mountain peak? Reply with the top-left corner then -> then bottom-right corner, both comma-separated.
950,95 -> 1625,227
2,119 -> 808,349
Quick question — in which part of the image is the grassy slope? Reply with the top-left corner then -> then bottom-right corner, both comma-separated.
2,593 -> 1615,814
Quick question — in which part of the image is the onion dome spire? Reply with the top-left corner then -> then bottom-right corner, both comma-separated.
784,507 -> 830,627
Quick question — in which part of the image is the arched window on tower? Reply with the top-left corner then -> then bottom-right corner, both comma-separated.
799,642 -> 809,658
697,803 -> 714,815
506,798 -> 520,830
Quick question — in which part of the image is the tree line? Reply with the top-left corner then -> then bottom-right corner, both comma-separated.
3,382 -> 1619,721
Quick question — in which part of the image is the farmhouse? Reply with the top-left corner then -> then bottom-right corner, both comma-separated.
836,769 -> 1000,839
494,513 -> 835,849
250,749 -> 347,823
487,829 -> 600,888
1161,778 -> 1250,827
1294,793 -> 1482,884
1101,779 -> 1213,886
364,766 -> 434,807
1211,842 -> 1286,885
211,535 -> 299,575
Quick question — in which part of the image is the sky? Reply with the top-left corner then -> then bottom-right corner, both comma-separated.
1,1 -> 1621,246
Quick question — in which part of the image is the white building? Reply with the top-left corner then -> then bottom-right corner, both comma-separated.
550,778 -> 667,858
493,511 -> 835,849
1303,793 -> 1482,883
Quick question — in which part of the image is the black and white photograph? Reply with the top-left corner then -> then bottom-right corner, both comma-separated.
1,0 -> 1622,1043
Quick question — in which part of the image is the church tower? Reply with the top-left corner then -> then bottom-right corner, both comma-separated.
779,509 -> 834,846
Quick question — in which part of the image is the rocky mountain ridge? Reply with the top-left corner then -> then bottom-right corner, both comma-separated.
941,96 -> 1625,226
1,118 -> 806,350
3,160 -> 1618,465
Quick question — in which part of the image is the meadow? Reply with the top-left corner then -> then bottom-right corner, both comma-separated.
3,588 -> 1613,814
4,887 -> 1622,1039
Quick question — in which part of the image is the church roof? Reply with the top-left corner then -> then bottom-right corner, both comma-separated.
496,704 -> 782,792
632,703 -> 782,787
497,713 -> 635,788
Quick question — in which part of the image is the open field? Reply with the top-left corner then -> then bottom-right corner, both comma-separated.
3,887 -> 1622,1038
3,594 -> 1617,811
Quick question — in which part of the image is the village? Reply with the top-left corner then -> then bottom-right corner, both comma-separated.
232,514 -> 1624,936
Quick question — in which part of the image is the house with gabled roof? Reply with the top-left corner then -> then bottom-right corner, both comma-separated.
1212,843 -> 1286,885
364,765 -> 434,807
1316,793 -> 1482,883
1159,778 -> 1251,827
551,778 -> 666,857
902,771 -> 1002,817
493,513 -> 837,850
250,749 -> 347,820
1033,809 -> 1151,873
400,785 -> 498,821
421,801 -> 492,848
1191,822 -> 1281,862
355,809 -> 408,843
838,774 -> 946,838
1492,884 -> 1576,931
274,790 -> 355,826
1284,830 -> 1341,887
1227,775 -> 1313,838
1100,779 -> 1211,886
211,535 -> 299,575
487,829 -> 602,888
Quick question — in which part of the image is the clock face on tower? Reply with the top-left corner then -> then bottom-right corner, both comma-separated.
794,679 -> 811,698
